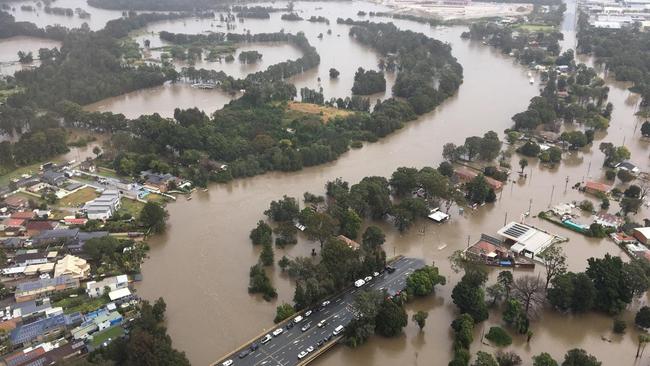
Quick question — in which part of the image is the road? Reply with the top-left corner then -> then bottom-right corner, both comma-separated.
214,257 -> 426,366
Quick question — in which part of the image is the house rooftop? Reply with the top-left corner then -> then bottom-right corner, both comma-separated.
584,181 -> 611,193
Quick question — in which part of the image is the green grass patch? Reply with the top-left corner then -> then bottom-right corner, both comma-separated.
513,23 -> 557,32
118,198 -> 145,218
54,295 -> 108,315
58,187 -> 98,208
90,326 -> 124,347
145,193 -> 169,204
96,167 -> 119,179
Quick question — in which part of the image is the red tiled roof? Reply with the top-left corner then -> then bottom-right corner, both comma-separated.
585,181 -> 611,193
64,218 -> 87,225
4,196 -> 27,207
3,218 -> 25,228
336,235 -> 360,250
11,211 -> 35,220
25,221 -> 55,232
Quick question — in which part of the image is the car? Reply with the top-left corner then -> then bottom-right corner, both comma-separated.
293,315 -> 304,323
306,346 -> 315,353
298,351 -> 308,359
261,334 -> 272,344
317,320 -> 327,328
238,350 -> 250,358
221,360 -> 233,366
285,322 -> 294,330
316,339 -> 324,347
333,325 -> 344,336
304,310 -> 313,317
273,328 -> 284,336
321,300 -> 331,307
373,271 -> 379,277
324,334 -> 333,341
249,343 -> 259,352
354,279 -> 365,288
301,322 -> 311,332
364,276 -> 372,282
386,266 -> 396,273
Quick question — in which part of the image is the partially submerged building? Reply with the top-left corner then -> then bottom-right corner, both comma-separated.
497,222 -> 563,259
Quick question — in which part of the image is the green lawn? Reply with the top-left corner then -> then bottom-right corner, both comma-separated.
54,295 -> 108,314
118,198 -> 145,217
90,326 -> 124,347
0,160 -> 62,187
145,193 -> 169,204
513,23 -> 557,32
96,167 -> 119,179
58,187 -> 98,208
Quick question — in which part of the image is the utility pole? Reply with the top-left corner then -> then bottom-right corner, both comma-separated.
564,176 -> 569,193
548,185 -> 555,208
586,161 -> 592,180
467,235 -> 470,248
504,211 -> 508,226
528,198 -> 533,214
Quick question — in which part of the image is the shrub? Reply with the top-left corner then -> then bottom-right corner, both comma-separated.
274,303 -> 296,323
605,169 -> 616,180
579,200 -> 594,212
485,326 -> 512,347
613,319 -> 626,334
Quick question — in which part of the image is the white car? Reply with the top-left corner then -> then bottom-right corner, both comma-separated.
364,276 -> 372,282
293,315 -> 304,323
298,351 -> 308,359
304,310 -> 313,317
321,300 -> 331,307
221,360 -> 233,366
354,279 -> 365,288
272,328 -> 284,336
317,320 -> 327,328
306,346 -> 315,353
261,334 -> 272,344
373,271 -> 379,277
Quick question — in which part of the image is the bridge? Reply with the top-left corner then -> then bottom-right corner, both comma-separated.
213,257 -> 425,366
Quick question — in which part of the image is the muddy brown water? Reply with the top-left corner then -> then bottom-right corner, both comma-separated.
2,0 -> 650,364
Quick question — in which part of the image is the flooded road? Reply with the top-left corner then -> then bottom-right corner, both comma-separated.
2,0 -> 649,364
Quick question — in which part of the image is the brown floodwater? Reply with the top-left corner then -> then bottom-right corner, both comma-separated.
0,36 -> 61,76
5,0 -> 124,30
2,0 -> 650,364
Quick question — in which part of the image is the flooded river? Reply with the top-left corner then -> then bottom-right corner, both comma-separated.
2,0 -> 650,364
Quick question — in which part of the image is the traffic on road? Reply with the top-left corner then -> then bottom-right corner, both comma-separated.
215,257 -> 425,366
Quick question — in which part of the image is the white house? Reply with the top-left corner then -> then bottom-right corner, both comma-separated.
86,275 -> 128,298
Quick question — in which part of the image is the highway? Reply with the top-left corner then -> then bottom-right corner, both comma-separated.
214,257 -> 426,366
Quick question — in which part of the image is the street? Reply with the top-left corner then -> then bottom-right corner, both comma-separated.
214,257 -> 426,366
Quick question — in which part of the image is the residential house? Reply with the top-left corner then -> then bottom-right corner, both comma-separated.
633,227 -> 650,245
464,234 -> 510,264
84,190 -> 121,220
68,231 -> 109,253
15,276 -> 80,303
34,229 -> 80,247
336,235 -> 360,250
24,221 -> 56,237
141,171 -> 178,193
108,287 -> 132,302
584,181 -> 611,196
454,167 -> 504,191
41,170 -> 66,186
79,159 -> 97,173
610,232 -> 638,245
593,212 -> 623,229
10,211 -> 35,220
53,255 -> 91,280
497,222 -> 560,259
10,298 -> 53,320
1,237 -> 24,249
63,217 -> 88,226
9,314 -> 67,346
86,275 -> 128,298
3,196 -> 28,210
93,311 -> 122,331
615,161 -> 640,174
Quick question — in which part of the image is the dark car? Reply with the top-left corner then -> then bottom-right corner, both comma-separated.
324,334 -> 333,342
316,340 -> 324,347
286,322 -> 294,330
385,265 -> 396,273
238,350 -> 250,359
250,343 -> 259,352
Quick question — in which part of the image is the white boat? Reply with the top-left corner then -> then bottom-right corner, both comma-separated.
529,77 -> 534,84
527,71 -> 532,77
